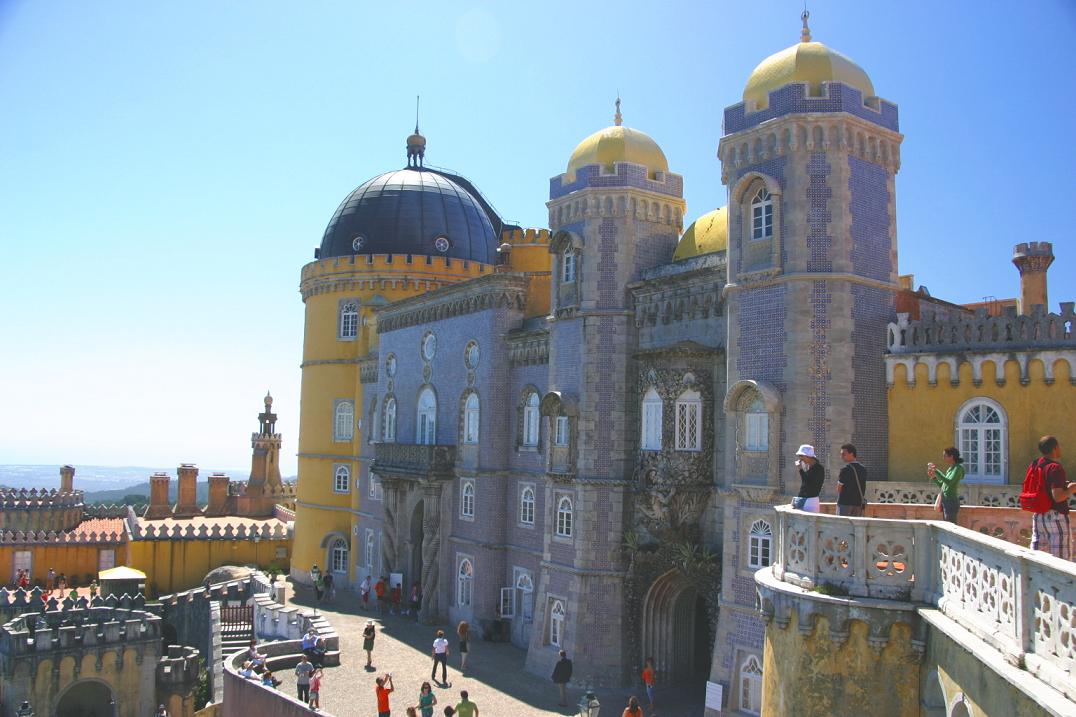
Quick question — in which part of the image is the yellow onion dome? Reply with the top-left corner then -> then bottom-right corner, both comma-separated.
673,207 -> 728,261
566,124 -> 668,182
743,13 -> 874,111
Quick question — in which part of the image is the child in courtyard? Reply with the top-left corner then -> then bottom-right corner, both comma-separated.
308,667 -> 322,710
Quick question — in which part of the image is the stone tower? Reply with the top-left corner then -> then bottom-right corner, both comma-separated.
1012,241 -> 1055,314
708,14 -> 903,714
247,392 -> 283,496
524,101 -> 686,683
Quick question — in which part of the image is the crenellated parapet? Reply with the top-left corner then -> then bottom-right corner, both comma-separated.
502,227 -> 551,246
632,253 -> 726,328
0,487 -> 84,507
887,303 -> 1076,353
130,520 -> 289,541
0,527 -> 125,544
227,481 -> 296,498
299,252 -> 491,301
0,605 -> 160,664
156,643 -> 200,688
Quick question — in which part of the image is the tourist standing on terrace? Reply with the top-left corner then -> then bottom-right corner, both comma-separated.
294,654 -> 314,703
363,619 -> 377,669
792,444 -> 824,513
551,650 -> 573,706
431,629 -> 450,684
376,674 -> 395,717
456,620 -> 470,672
359,574 -> 371,610
1031,436 -> 1075,560
836,444 -> 867,517
928,447 -> 965,523
416,681 -> 437,717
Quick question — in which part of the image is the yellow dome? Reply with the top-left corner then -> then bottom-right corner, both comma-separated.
674,207 -> 728,261
743,38 -> 874,111
566,125 -> 668,182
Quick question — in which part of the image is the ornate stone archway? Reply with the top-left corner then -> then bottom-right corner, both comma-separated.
640,569 -> 706,684
57,678 -> 115,717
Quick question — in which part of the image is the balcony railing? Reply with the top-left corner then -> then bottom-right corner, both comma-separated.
768,504 -> 1076,701
372,443 -> 457,477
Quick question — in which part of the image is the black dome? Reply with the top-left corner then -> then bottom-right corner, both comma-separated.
319,168 -> 504,263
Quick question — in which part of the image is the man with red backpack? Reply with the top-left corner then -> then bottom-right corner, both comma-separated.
1027,436 -> 1076,559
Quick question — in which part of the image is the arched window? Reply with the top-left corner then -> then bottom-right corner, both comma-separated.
641,387 -> 663,450
417,388 -> 437,445
555,496 -> 573,537
330,538 -> 349,574
333,465 -> 350,494
460,479 -> 475,519
339,301 -> 359,339
457,558 -> 473,607
957,399 -> 1006,483
463,393 -> 480,444
383,397 -> 397,442
523,392 -> 540,447
751,187 -> 773,240
563,247 -> 577,283
554,416 -> 570,447
739,654 -> 763,715
549,599 -> 566,647
748,520 -> 773,569
516,570 -> 535,620
334,400 -> 354,442
675,389 -> 702,451
520,486 -> 535,525
745,397 -> 768,451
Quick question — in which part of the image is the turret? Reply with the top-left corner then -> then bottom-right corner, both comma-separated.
1012,241 -> 1055,315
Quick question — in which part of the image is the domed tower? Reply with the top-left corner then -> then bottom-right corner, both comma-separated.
292,132 -> 510,586
710,13 -> 902,713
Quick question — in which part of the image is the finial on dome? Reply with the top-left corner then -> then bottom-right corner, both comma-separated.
407,95 -> 426,168
264,391 -> 273,407
614,95 -> 622,127
800,9 -> 812,42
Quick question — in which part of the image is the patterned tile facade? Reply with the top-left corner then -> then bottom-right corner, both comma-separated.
723,81 -> 899,134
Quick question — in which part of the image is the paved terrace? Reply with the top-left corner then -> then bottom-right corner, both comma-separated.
270,582 -> 706,716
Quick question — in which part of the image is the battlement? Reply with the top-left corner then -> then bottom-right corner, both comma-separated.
550,161 -> 684,201
1013,241 -> 1054,259
0,605 -> 160,658
724,80 -> 900,135
502,228 -> 551,245
0,487 -> 84,508
0,527 -> 125,544
227,481 -> 296,498
301,252 -> 491,285
887,302 -> 1075,354
273,504 -> 296,522
130,520 -> 290,541
157,643 -> 201,686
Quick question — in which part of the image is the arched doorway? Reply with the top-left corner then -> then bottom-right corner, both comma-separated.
410,500 -> 425,591
57,679 -> 115,717
641,570 -> 709,684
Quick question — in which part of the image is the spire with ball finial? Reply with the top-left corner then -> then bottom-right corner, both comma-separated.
800,8 -> 812,42
614,95 -> 623,127
407,95 -> 426,168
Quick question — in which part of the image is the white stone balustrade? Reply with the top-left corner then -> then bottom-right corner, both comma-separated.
771,504 -> 1076,701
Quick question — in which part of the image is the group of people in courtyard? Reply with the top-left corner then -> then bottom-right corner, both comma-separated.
790,434 -> 1073,560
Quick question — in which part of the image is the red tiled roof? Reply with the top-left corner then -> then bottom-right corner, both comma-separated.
72,518 -> 126,539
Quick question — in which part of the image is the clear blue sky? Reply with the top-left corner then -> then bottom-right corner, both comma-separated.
1,1 -> 1073,477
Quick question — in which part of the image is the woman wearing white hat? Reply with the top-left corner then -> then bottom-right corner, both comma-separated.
792,445 -> 824,513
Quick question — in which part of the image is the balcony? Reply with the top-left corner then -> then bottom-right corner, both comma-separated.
372,443 -> 457,480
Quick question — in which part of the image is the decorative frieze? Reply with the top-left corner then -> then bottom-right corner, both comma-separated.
375,274 -> 528,334
506,330 -> 549,367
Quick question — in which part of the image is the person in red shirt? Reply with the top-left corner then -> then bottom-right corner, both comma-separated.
375,577 -> 387,615
1031,435 -> 1076,560
641,657 -> 656,710
390,584 -> 402,615
376,674 -> 394,717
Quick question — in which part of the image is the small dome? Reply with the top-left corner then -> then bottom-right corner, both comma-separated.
566,125 -> 669,182
320,168 -> 499,263
743,19 -> 874,111
674,207 -> 728,261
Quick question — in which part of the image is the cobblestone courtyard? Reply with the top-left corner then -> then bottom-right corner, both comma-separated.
275,582 -> 705,716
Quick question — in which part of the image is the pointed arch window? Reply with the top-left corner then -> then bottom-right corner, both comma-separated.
641,387 -> 663,451
748,519 -> 773,569
460,479 -> 475,519
549,599 -> 566,647
457,557 -> 474,607
957,399 -> 1007,483
463,392 -> 480,444
519,486 -> 535,525
555,495 -> 573,538
383,397 -> 397,442
563,247 -> 577,283
330,538 -> 349,574
333,400 -> 354,442
339,301 -> 359,339
675,389 -> 702,451
751,188 -> 773,240
739,654 -> 763,715
417,388 -> 437,445
333,465 -> 350,494
523,391 -> 540,447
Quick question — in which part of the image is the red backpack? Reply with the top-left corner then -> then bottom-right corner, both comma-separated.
1020,458 -> 1054,513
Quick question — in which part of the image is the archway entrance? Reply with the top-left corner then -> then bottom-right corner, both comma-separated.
641,570 -> 709,684
57,680 -> 114,717
410,500 -> 425,592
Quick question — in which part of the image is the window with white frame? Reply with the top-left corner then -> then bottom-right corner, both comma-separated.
383,397 -> 397,442
333,464 -> 350,493
751,187 -> 773,241
330,538 -> 349,574
549,599 -> 565,647
457,557 -> 473,607
334,400 -> 355,442
745,397 -> 768,451
368,474 -> 383,501
748,520 -> 773,569
365,529 -> 375,569
463,392 -> 480,444
562,248 -> 577,283
554,416 -> 570,447
641,387 -> 663,450
739,654 -> 763,715
675,390 -> 702,451
460,479 -> 475,519
555,495 -> 573,538
522,392 -> 540,447
339,301 -> 359,339
417,387 -> 437,445
516,570 -> 535,620
499,586 -> 515,617
519,486 -> 535,525
958,399 -> 1006,483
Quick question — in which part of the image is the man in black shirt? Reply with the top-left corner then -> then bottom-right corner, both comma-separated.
792,444 -> 824,512
837,443 -> 867,517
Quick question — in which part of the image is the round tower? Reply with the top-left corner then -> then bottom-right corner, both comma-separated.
1012,241 -> 1055,314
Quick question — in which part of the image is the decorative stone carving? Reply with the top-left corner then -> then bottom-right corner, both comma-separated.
420,484 -> 442,622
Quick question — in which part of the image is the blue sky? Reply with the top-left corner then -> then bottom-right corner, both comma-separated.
1,1 -> 1073,477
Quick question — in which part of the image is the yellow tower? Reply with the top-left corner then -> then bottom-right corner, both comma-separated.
292,130 -> 509,586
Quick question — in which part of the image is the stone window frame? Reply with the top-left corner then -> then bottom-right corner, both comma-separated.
737,652 -> 763,716
332,399 -> 355,442
368,473 -> 383,501
364,529 -> 375,570
416,385 -> 438,446
338,299 -> 359,340
460,390 -> 480,445
641,386 -> 663,451
382,395 -> 397,443
730,172 -> 783,281
547,596 -> 567,647
749,187 -> 774,241
747,519 -> 773,569
744,397 -> 769,452
332,464 -> 350,494
540,392 -> 578,476
674,389 -> 702,452
514,567 -> 535,622
456,553 -> 475,608
367,395 -> 379,444
330,538 -> 349,575
550,231 -> 583,312
459,478 -> 476,521
518,482 -> 536,527
554,492 -> 574,540
517,386 -> 541,450
954,396 -> 1008,485
724,380 -> 782,488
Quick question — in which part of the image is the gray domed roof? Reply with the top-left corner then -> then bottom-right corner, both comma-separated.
319,168 -> 502,263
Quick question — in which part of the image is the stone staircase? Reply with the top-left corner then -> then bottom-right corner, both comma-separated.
220,604 -> 254,664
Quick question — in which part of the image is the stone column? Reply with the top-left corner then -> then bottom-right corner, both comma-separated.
382,483 -> 400,577
420,483 -> 443,622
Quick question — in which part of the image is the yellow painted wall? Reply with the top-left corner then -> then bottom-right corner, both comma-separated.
19,647 -> 155,717
128,537 -> 290,595
888,356 -> 1075,483
0,543 -> 127,588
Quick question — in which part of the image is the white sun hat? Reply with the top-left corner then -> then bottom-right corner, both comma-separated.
795,444 -> 816,458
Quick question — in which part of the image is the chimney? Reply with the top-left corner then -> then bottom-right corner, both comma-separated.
1012,242 -> 1055,315
174,463 -> 201,518
59,465 -> 75,493
145,472 -> 172,519
206,473 -> 230,516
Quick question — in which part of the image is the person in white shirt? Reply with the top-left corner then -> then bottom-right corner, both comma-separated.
431,629 -> 450,684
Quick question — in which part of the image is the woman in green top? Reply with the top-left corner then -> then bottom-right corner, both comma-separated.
417,681 -> 437,717
928,447 -> 966,523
